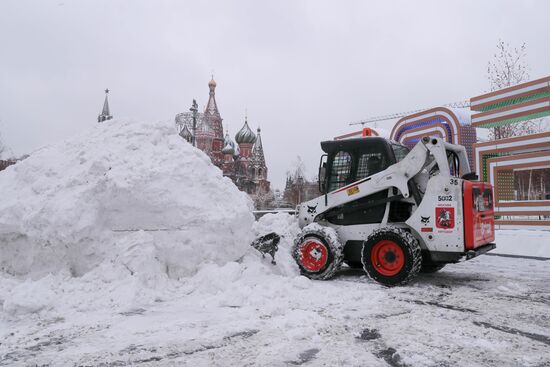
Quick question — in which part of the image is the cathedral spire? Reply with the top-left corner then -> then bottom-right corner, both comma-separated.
205,77 -> 220,117
203,77 -> 224,141
98,89 -> 113,123
252,127 -> 266,167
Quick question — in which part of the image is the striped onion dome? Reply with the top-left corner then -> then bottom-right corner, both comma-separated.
235,118 -> 256,144
221,132 -> 236,155
179,124 -> 193,141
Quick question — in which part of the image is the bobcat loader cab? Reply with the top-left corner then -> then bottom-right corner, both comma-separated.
293,135 -> 496,286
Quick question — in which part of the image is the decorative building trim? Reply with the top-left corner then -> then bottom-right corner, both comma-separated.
398,126 -> 447,143
485,152 -> 550,218
472,131 -> 550,227
470,76 -> 550,128
392,109 -> 456,142
390,107 -> 476,170
471,99 -> 550,128
470,76 -> 550,110
473,131 -> 550,182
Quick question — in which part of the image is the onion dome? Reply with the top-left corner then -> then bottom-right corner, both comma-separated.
208,77 -> 216,88
235,118 -> 256,144
179,124 -> 193,142
233,144 -> 240,158
221,132 -> 236,155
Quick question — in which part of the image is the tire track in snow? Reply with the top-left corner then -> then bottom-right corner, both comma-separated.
403,299 -> 478,314
285,348 -> 320,365
83,329 -> 261,366
473,321 -> 550,346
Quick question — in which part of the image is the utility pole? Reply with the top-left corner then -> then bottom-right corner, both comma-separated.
190,99 -> 198,147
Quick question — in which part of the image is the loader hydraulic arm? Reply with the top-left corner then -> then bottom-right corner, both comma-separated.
299,137 -> 471,224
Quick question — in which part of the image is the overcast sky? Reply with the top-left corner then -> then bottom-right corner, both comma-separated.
1,0 -> 549,189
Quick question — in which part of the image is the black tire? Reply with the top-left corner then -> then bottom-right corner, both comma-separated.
345,261 -> 364,269
361,227 -> 422,287
420,263 -> 446,273
293,225 -> 344,280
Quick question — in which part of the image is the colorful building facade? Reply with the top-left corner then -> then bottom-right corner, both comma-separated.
471,76 -> 550,229
175,79 -> 270,198
390,107 -> 477,170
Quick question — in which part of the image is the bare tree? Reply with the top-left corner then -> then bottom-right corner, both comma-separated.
289,156 -> 306,181
487,40 -> 545,139
488,40 -> 529,90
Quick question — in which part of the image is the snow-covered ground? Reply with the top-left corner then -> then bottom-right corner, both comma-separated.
0,120 -> 549,366
1,222 -> 549,367
494,229 -> 550,258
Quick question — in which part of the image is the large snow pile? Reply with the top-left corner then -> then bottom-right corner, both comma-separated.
0,119 -> 255,281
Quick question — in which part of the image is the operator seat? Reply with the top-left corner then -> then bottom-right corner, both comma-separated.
367,155 -> 382,176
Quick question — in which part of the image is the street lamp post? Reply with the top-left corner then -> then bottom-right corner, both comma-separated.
190,99 -> 198,147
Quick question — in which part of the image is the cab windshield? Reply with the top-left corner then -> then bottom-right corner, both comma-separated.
327,142 -> 392,192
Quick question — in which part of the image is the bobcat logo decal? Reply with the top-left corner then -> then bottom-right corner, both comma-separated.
307,204 -> 318,214
421,216 -> 430,224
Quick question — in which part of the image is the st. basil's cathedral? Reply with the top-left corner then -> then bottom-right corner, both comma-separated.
175,78 -> 270,199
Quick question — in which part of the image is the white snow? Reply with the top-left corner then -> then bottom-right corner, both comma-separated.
0,119 -> 549,366
493,229 -> 550,258
0,119 -> 254,281
0,119 -> 255,318
2,214 -> 549,366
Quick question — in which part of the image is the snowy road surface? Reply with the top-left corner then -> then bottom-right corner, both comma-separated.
1,254 -> 549,367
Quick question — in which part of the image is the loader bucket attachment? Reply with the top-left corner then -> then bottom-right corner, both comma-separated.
251,232 -> 281,264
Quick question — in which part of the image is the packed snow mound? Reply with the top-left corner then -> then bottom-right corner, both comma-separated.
0,119 -> 254,279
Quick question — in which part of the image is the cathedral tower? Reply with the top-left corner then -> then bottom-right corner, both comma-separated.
202,77 -> 224,166
98,89 -> 113,123
251,127 -> 267,181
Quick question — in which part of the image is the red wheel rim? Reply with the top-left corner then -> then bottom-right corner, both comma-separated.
370,240 -> 404,276
299,239 -> 329,272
